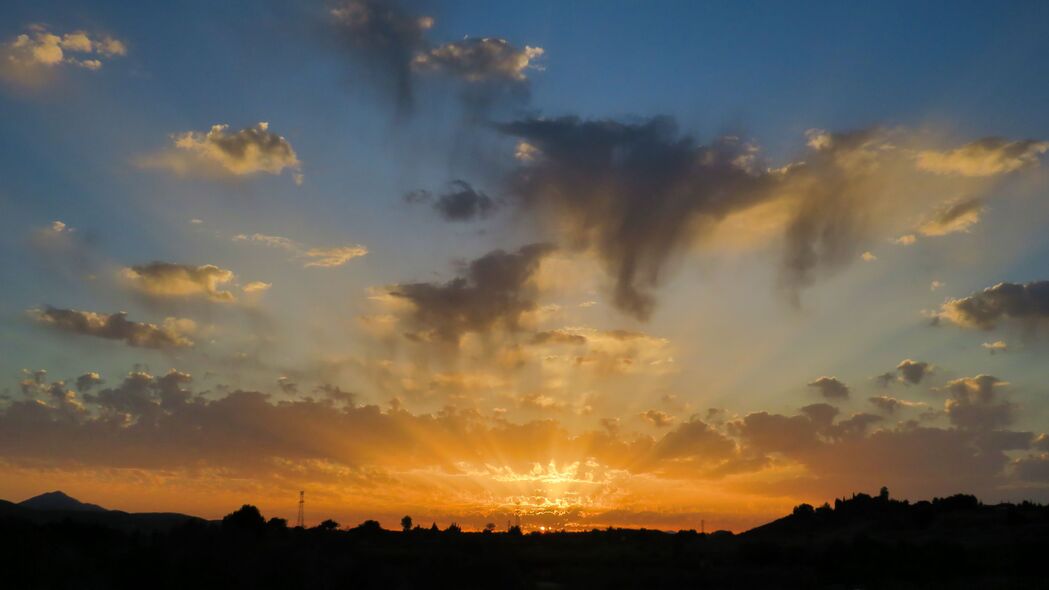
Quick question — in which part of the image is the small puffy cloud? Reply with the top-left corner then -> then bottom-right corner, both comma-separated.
868,395 -> 925,415
30,306 -> 195,349
917,197 -> 984,236
75,371 -> 103,392
405,180 -> 498,222
807,376 -> 849,399
234,233 -> 367,268
242,281 -> 272,294
916,138 -> 1048,177
937,280 -> 1049,329
304,246 -> 369,267
277,376 -> 298,395
873,372 -> 896,388
931,280 -> 945,291
982,340 -> 1008,354
895,234 -> 917,246
640,409 -> 675,428
1,25 -> 126,86
122,262 -> 237,302
139,122 -> 302,184
861,251 -> 877,262
896,359 -> 932,385
413,37 -> 543,82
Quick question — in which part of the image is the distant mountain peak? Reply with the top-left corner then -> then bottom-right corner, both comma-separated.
19,490 -> 107,512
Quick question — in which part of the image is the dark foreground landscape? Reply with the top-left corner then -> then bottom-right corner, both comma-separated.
2,489 -> 1048,589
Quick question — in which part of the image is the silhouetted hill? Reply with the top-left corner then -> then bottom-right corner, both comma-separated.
0,491 -> 205,532
1,489 -> 1047,589
19,490 -> 106,512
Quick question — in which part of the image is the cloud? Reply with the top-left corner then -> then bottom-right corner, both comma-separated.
895,234 -> 917,246
497,116 -> 769,319
29,306 -> 195,349
387,243 -> 555,342
528,327 -> 675,377
640,409 -> 675,428
330,0 -> 433,115
405,180 -> 498,221
1,364 -> 1045,526
916,138 -> 1048,177
861,251 -> 877,262
242,281 -> 272,294
1,25 -> 126,87
139,122 -> 302,184
122,262 -> 237,302
233,233 -> 368,268
413,37 -> 543,82
937,280 -> 1049,329
896,359 -> 931,385
807,376 -> 849,399
868,395 -> 925,415
982,340 -> 1008,354
75,372 -> 103,393
497,121 -> 1048,317
943,375 -> 1013,431
330,1 -> 544,116
917,197 -> 984,236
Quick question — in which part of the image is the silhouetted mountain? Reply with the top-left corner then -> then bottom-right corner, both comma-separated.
0,492 -> 204,533
19,490 -> 106,512
1,489 -> 1047,589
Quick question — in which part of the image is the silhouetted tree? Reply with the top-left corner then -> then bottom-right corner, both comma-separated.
354,520 -> 382,534
401,515 -> 413,532
792,503 -> 815,517
267,517 -> 288,530
430,522 -> 439,533
484,522 -> 496,534
222,504 -> 265,533
508,525 -> 522,536
316,519 -> 340,531
445,522 -> 462,534
879,486 -> 890,501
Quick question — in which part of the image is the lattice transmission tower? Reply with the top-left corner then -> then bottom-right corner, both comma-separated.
296,490 -> 305,528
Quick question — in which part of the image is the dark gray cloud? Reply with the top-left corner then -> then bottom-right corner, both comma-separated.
943,375 -> 1014,432
390,243 -> 555,342
896,359 -> 931,385
497,116 -> 769,319
330,0 -> 432,116
807,376 -> 850,399
938,280 -> 1049,329
874,372 -> 896,388
30,306 -> 195,349
405,180 -> 498,221
497,121 -> 1046,317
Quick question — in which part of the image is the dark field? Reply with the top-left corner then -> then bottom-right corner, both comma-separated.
3,491 -> 1048,589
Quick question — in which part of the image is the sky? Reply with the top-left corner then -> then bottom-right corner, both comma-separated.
2,0 -> 1049,532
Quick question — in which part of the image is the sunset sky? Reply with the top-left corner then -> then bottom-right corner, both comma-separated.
3,0 -> 1049,532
